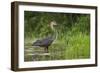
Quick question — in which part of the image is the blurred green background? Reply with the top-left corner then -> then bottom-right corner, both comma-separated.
24,11 -> 90,61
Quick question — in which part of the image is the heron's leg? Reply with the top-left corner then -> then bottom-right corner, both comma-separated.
45,46 -> 48,53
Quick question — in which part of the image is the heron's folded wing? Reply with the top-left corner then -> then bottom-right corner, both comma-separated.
33,40 -> 42,46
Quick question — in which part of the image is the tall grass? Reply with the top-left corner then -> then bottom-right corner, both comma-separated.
24,32 -> 90,61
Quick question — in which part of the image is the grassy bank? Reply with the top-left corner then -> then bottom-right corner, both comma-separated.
24,32 -> 90,61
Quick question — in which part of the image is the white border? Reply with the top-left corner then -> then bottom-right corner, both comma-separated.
18,5 -> 96,68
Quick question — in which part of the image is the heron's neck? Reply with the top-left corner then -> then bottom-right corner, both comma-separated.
53,29 -> 58,41
50,25 -> 58,40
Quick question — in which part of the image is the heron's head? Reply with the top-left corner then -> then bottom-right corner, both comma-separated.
49,21 -> 57,30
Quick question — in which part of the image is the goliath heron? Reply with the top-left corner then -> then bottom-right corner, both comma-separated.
32,21 -> 58,53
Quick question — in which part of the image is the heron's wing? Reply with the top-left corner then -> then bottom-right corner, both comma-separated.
32,40 -> 42,46
33,36 -> 54,46
40,36 -> 54,46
